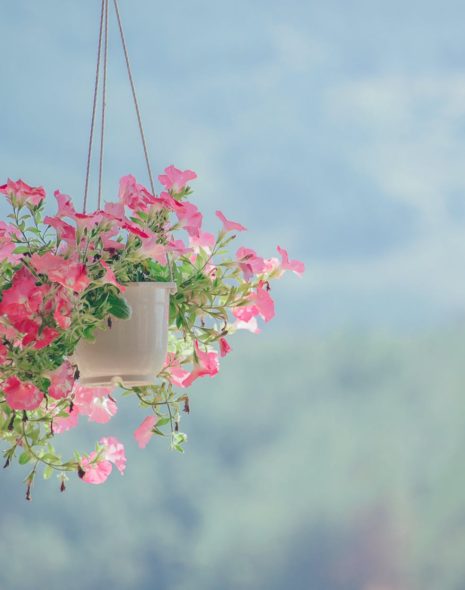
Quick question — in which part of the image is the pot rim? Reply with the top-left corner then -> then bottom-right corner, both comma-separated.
125,281 -> 177,291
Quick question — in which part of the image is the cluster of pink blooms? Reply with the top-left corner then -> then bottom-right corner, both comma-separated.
0,166 -> 304,486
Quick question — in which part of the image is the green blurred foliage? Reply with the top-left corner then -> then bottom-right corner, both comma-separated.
1,327 -> 465,590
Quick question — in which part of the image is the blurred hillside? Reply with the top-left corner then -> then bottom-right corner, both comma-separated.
1,326 -> 465,590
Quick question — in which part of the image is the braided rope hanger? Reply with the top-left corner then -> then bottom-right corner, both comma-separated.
83,0 -> 156,213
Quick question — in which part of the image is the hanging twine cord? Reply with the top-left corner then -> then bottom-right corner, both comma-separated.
97,0 -> 109,209
82,0 -> 106,213
112,0 -> 156,195
82,0 -> 174,282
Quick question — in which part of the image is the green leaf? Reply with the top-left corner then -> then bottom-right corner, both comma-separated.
108,293 -> 132,320
19,452 -> 31,465
156,417 -> 171,427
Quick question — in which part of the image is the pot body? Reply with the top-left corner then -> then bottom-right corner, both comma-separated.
74,282 -> 176,387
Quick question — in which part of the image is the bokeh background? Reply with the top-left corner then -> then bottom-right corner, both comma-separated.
2,1 -> 465,589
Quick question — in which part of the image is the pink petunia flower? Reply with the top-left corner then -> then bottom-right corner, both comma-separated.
140,239 -> 168,265
167,239 -> 192,257
0,179 -> 45,207
30,252 -> 90,293
73,385 -> 118,424
32,326 -> 60,350
189,231 -> 215,253
163,353 -> 191,388
48,361 -> 75,400
276,246 -> 305,277
99,436 -> 126,475
53,404 -> 79,434
215,210 -> 246,233
233,317 -> 261,334
173,200 -> 203,237
44,216 -> 76,242
80,453 -> 113,485
158,165 -> 197,193
53,289 -> 74,329
134,415 -> 158,449
100,260 -> 126,292
0,221 -> 21,264
3,376 -> 44,411
119,175 -> 157,211
219,337 -> 232,357
182,341 -> 220,387
122,220 -> 152,239
236,247 -> 267,281
0,267 -> 43,319
233,281 -> 275,324
80,436 -> 126,484
54,190 -> 76,218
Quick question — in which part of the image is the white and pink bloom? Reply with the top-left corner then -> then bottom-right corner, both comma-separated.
73,385 -> 118,424
80,436 -> 126,485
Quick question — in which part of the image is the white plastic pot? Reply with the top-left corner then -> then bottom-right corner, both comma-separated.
74,282 -> 176,387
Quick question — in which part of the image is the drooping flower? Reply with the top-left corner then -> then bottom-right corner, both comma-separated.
277,246 -> 305,277
0,179 -> 45,207
30,252 -> 90,293
215,210 -> 246,233
219,337 -> 232,357
182,341 -> 220,387
134,415 -> 158,449
80,437 -> 126,484
73,385 -> 117,424
158,165 -> 197,193
233,317 -> 261,334
53,404 -> 79,434
163,353 -> 190,388
48,361 -> 75,400
3,376 -> 44,411
99,436 -> 126,475
80,453 -> 113,485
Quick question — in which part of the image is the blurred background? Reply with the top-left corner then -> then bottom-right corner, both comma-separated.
1,1 -> 465,588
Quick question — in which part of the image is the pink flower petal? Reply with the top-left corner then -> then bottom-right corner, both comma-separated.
134,415 -> 158,449
276,246 -> 305,277
215,210 -> 246,233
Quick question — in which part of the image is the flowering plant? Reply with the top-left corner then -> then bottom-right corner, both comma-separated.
0,166 -> 304,498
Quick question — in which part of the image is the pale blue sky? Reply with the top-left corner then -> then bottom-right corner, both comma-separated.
2,0 -> 465,330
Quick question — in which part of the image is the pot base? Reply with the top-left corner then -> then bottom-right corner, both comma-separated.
78,374 -> 157,388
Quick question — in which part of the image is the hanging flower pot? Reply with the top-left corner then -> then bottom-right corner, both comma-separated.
74,281 -> 176,387
0,0 -> 305,498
